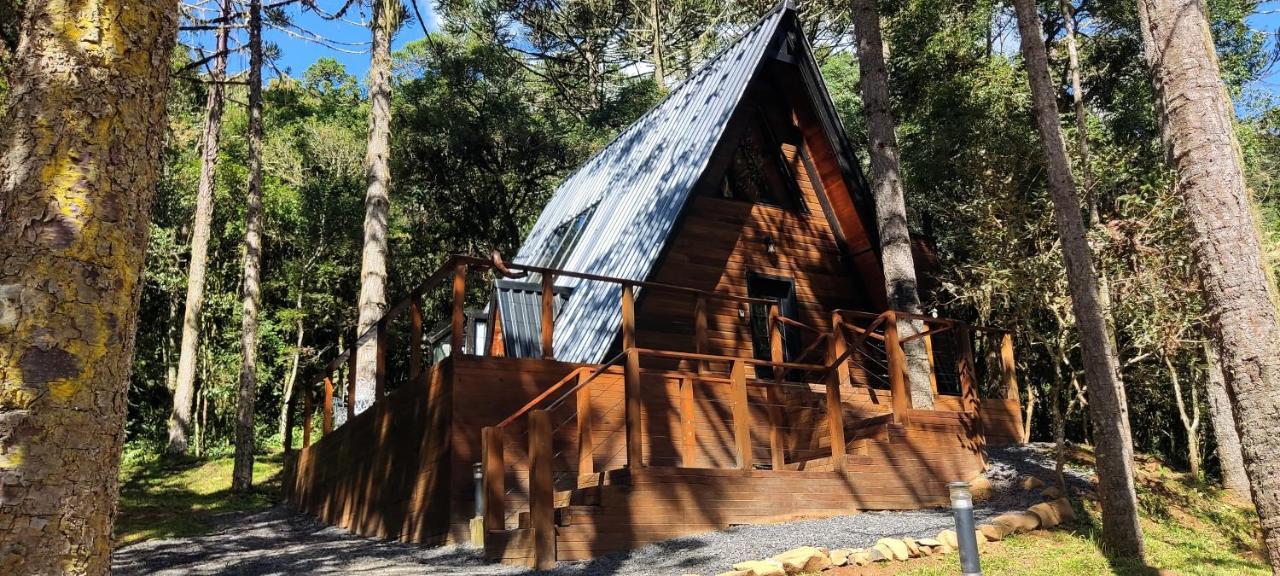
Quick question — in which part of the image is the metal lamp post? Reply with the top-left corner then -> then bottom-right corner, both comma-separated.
949,481 -> 982,576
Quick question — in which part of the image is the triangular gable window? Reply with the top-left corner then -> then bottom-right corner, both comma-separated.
718,108 -> 805,211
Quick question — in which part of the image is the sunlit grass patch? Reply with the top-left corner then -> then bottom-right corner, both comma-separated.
114,450 -> 283,547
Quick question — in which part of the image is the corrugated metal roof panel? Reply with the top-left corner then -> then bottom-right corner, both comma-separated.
505,5 -> 791,364
495,280 -> 570,358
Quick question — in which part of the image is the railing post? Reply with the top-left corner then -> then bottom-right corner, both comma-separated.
482,426 -> 505,532
730,359 -> 752,471
694,294 -> 708,374
766,303 -> 785,469
410,296 -> 424,383
924,330 -> 939,396
826,330 -> 847,473
346,351 -> 356,420
831,312 -> 849,386
575,371 -> 593,476
303,382 -> 314,448
529,410 -> 555,570
883,312 -> 912,424
541,272 -> 555,359
375,320 -> 387,399
621,284 -> 635,350
955,324 -> 980,414
679,376 -> 697,467
999,332 -> 1020,402
451,261 -> 467,355
323,375 -> 334,434
624,347 -> 643,469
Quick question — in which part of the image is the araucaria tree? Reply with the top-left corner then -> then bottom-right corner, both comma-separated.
0,0 -> 178,573
169,0 -> 233,455
849,0 -> 933,408
1012,0 -> 1145,558
233,0 -> 266,493
353,0 -> 400,413
1136,0 -> 1280,566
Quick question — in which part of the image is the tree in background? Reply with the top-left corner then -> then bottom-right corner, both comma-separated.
1137,0 -> 1280,566
849,0 -> 933,409
233,0 -> 267,493
170,0 -> 234,455
1013,0 -> 1144,557
354,0 -> 404,413
0,0 -> 178,572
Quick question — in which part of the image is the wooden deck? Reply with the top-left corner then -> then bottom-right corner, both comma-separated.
281,256 -> 1025,567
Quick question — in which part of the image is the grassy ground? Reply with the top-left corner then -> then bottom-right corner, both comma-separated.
832,451 -> 1268,575
114,450 -> 284,547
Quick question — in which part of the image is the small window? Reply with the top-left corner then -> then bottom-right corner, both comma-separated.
542,203 -> 598,271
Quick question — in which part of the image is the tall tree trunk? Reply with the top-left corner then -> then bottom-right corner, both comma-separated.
278,291 -> 304,441
232,0 -> 265,493
849,0 -> 933,409
0,1 -> 178,573
353,0 -> 395,414
1012,0 -> 1145,558
1203,341 -> 1250,497
1136,0 -> 1280,567
169,0 -> 231,455
1166,355 -> 1201,478
650,0 -> 665,88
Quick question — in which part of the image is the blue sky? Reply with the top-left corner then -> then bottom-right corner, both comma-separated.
205,1 -> 1278,98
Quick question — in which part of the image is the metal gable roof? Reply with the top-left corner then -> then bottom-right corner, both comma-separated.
506,4 -> 793,363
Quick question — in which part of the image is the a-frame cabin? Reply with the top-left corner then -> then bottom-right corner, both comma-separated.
283,3 -> 1025,568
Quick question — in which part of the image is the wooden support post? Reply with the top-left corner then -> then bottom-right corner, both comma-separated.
730,360 -> 752,471
575,371 -> 593,476
303,383 -> 314,448
1000,332 -> 1020,402
410,296 -> 424,383
541,273 -> 555,359
955,324 -> 980,414
375,321 -> 387,400
346,351 -> 356,420
883,312 -> 912,424
323,375 -> 334,434
624,347 -> 643,469
694,294 -> 708,374
831,312 -> 849,386
679,376 -> 696,467
451,261 -> 467,355
826,330 -> 847,473
924,332 -> 939,396
482,426 -> 505,532
529,410 -> 555,570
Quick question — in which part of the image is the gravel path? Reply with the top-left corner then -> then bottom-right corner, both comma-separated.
113,443 -> 1090,575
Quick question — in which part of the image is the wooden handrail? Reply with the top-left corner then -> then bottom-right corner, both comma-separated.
633,347 -> 828,372
496,367 -> 587,429
775,315 -> 823,334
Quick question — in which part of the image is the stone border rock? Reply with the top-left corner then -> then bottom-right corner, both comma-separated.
704,496 -> 1076,576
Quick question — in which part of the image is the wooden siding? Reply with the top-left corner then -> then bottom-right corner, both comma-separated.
636,119 -> 872,363
284,359 -> 454,545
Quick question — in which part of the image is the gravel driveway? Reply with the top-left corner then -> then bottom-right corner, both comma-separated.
113,444 -> 1090,576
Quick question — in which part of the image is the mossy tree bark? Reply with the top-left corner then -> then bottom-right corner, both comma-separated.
1013,0 -> 1145,559
0,0 -> 178,573
849,0 -> 933,409
168,0 -> 232,456
1137,0 -> 1280,567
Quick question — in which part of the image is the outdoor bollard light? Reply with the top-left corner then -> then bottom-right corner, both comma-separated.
949,481 -> 982,576
473,462 -> 485,518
